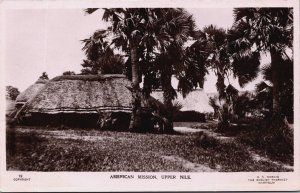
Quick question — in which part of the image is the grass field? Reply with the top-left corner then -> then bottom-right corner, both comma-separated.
6,123 -> 293,172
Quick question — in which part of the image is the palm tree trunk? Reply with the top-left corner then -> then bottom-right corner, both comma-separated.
267,49 -> 291,146
162,72 -> 174,133
270,48 -> 281,114
129,44 -> 142,131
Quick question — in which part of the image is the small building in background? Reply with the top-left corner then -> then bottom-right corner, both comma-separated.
151,89 -> 214,122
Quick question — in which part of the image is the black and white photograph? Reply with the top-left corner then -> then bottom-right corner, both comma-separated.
1,0 -> 299,191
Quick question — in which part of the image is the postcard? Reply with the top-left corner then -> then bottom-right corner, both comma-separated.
0,0 -> 299,191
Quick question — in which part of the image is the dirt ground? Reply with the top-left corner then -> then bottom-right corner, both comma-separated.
6,123 -> 293,172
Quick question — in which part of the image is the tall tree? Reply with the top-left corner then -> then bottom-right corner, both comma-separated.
85,8 -> 158,130
188,25 -> 260,127
229,8 -> 293,115
189,25 -> 242,102
150,9 -> 197,132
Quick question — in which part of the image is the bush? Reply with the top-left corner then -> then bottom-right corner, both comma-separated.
97,112 -> 131,131
194,131 -> 219,149
264,114 -> 293,160
237,115 -> 293,164
97,112 -> 153,132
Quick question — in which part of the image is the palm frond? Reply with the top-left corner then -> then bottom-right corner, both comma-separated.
232,51 -> 260,87
84,8 -> 99,15
232,8 -> 255,22
226,84 -> 239,101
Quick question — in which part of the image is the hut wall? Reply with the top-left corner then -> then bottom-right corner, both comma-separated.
20,111 -> 157,131
21,113 -> 100,128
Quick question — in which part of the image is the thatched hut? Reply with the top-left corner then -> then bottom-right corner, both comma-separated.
151,89 -> 214,122
17,74 -> 157,129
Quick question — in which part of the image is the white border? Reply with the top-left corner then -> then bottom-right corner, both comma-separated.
0,0 -> 299,191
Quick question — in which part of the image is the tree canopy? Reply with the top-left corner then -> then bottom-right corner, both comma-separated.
6,86 -> 20,101
82,8 -> 294,131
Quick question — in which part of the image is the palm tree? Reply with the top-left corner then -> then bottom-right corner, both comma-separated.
189,25 -> 259,128
189,27 -> 235,102
186,26 -> 233,127
152,9 -> 197,132
188,25 -> 235,99
229,8 -> 293,115
84,8 -> 158,130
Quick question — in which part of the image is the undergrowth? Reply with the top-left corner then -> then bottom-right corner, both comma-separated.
214,116 -> 293,165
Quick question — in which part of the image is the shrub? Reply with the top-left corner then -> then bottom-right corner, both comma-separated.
194,131 -> 219,149
264,114 -> 293,160
237,115 -> 293,164
97,112 -> 131,131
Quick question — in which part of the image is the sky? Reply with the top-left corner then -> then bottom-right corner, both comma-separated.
4,8 -> 267,93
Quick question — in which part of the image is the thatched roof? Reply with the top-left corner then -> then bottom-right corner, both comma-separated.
151,89 -> 214,113
15,79 -> 48,104
21,74 -> 153,114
